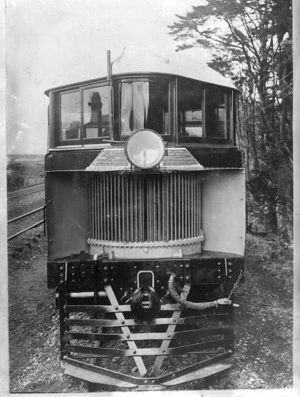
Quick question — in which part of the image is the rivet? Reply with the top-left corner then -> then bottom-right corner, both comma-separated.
133,350 -> 136,354
121,321 -> 125,325
115,306 -> 118,310
173,319 -> 176,323
162,350 -> 166,353
126,335 -> 130,339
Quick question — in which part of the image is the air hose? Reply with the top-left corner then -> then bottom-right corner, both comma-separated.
167,273 -> 232,310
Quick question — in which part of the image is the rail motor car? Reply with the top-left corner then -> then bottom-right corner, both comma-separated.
45,47 -> 245,390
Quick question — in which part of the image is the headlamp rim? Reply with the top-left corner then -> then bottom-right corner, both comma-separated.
125,128 -> 165,169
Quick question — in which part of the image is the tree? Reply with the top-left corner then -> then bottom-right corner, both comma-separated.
169,0 -> 293,239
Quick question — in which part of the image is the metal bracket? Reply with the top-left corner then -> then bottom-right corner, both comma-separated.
137,270 -> 155,289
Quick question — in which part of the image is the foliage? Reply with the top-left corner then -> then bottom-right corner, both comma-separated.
7,160 -> 25,191
169,0 -> 293,239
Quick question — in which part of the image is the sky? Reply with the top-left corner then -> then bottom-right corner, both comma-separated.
6,0 -> 209,154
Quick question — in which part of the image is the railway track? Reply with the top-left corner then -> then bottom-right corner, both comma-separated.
8,183 -> 45,200
7,183 -> 46,241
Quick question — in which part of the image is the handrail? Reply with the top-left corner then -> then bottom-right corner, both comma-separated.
8,205 -> 47,241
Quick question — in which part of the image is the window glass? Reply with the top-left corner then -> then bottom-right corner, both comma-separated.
83,86 -> 109,139
178,81 -> 204,139
206,89 -> 229,139
120,81 -> 170,136
60,91 -> 80,141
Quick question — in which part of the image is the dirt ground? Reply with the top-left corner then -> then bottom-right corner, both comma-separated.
7,230 -> 293,392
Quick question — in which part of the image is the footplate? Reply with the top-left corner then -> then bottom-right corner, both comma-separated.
58,284 -> 234,389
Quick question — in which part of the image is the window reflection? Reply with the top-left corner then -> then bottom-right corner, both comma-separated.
178,81 -> 204,139
178,82 -> 232,141
83,86 -> 109,139
60,91 -> 80,141
206,89 -> 228,139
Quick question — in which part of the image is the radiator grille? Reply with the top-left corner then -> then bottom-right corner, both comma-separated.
90,173 -> 201,243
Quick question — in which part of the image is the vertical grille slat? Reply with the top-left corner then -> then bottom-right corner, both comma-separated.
90,172 -> 202,244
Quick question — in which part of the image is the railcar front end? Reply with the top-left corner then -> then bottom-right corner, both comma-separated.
45,50 -> 245,390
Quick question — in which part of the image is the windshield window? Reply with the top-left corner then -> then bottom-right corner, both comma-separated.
83,86 -> 110,139
119,80 -> 170,136
60,91 -> 80,141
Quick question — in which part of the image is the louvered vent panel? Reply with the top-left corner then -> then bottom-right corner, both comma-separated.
90,173 -> 201,243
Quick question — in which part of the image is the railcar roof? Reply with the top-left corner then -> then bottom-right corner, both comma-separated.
45,46 -> 237,94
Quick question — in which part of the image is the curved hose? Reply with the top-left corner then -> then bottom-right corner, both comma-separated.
168,273 -> 231,310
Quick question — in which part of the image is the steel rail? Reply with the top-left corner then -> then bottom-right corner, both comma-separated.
8,205 -> 47,241
8,205 -> 45,224
7,183 -> 44,200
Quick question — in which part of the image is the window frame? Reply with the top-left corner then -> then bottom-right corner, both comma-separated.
49,75 -> 236,149
54,81 -> 111,147
81,84 -> 111,143
177,79 -> 235,145
114,76 -> 176,142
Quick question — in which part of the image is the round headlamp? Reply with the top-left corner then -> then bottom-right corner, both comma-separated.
125,129 -> 165,169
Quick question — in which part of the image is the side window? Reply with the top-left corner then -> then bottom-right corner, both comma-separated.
83,86 -> 110,139
60,91 -> 80,141
178,81 -> 233,143
178,81 -> 204,139
206,89 -> 229,139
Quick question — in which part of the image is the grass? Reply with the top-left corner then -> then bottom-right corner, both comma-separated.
245,233 -> 293,293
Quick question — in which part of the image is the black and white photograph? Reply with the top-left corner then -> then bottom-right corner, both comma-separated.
1,0 -> 299,394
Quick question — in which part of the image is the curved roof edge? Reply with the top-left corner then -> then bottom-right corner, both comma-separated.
112,46 -> 237,89
45,45 -> 238,95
